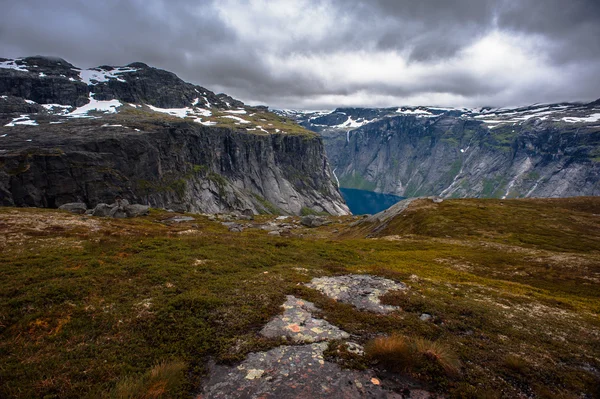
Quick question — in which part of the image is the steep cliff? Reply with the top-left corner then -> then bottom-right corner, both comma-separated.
0,57 -> 349,215
285,104 -> 600,199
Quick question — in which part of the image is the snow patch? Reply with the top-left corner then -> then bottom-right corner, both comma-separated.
67,94 -> 121,118
0,59 -> 28,72
396,108 -> 433,116
221,115 -> 251,124
42,104 -> 72,115
225,109 -> 247,115
5,115 -> 39,127
79,67 -> 138,85
334,116 -> 373,129
561,113 -> 600,123
148,105 -> 212,118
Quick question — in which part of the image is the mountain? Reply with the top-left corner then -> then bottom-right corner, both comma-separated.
0,56 -> 349,215
279,103 -> 600,199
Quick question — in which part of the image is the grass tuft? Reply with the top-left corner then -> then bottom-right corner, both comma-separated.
112,360 -> 187,399
414,337 -> 461,375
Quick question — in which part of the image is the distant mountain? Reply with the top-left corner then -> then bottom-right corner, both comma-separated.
278,102 -> 600,198
0,56 -> 349,215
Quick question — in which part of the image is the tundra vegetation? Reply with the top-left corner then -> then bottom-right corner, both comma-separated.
0,197 -> 599,398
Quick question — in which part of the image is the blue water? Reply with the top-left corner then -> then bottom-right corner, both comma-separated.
339,188 -> 405,215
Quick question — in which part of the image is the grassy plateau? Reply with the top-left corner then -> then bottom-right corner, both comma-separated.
0,197 -> 599,398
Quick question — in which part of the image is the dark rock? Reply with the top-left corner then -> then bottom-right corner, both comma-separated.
108,207 -> 127,218
124,204 -> 149,217
91,203 -> 112,217
0,57 -> 350,216
58,202 -> 87,214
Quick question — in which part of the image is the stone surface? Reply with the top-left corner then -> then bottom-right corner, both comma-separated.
91,203 -> 112,217
124,204 -> 150,217
164,216 -> 195,223
260,295 -> 349,343
58,202 -> 87,214
419,313 -> 433,322
300,215 -> 329,228
306,275 -> 407,314
200,343 -> 400,399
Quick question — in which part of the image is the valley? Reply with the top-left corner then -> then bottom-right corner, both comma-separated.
282,103 -> 600,200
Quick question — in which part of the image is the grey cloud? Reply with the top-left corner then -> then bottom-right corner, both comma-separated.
0,0 -> 598,109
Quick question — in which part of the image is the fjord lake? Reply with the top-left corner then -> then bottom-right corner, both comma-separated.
339,188 -> 405,215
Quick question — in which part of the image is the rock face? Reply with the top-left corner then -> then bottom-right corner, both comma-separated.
0,121 -> 348,215
0,56 -> 349,215
283,104 -> 600,199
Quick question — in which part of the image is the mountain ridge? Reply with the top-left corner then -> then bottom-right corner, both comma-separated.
279,101 -> 600,199
0,56 -> 349,215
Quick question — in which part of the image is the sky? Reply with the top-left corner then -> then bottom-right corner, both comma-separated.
1,0 -> 599,109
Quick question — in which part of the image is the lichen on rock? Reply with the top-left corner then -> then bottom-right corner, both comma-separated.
306,274 -> 407,314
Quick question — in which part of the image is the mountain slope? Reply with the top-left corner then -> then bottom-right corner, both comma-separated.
282,103 -> 600,199
0,56 -> 349,215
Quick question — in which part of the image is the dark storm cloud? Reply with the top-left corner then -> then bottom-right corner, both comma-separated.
0,0 -> 598,108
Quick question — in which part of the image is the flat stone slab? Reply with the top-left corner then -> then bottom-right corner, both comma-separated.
306,275 -> 407,314
200,343 -> 400,399
260,295 -> 349,343
164,216 -> 195,223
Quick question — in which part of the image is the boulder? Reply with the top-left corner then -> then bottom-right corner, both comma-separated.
125,204 -> 150,217
92,203 -> 113,217
58,202 -> 87,214
300,215 -> 328,228
109,207 -> 127,218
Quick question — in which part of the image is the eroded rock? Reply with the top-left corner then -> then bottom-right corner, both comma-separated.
58,202 -> 87,214
306,275 -> 407,314
300,215 -> 329,228
260,295 -> 349,343
201,343 -> 398,399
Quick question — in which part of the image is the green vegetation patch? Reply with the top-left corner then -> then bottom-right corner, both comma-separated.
1,197 -> 599,398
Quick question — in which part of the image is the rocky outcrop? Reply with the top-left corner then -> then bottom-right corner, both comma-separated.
295,105 -> 600,199
0,56 -> 349,216
0,118 -> 348,215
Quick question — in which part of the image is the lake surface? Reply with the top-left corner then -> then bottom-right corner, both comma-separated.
339,188 -> 405,215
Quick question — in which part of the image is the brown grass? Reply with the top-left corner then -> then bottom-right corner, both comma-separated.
365,334 -> 414,372
366,334 -> 461,376
112,360 -> 186,399
414,337 -> 461,375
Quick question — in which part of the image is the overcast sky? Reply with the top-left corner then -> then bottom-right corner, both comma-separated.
1,0 -> 599,109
